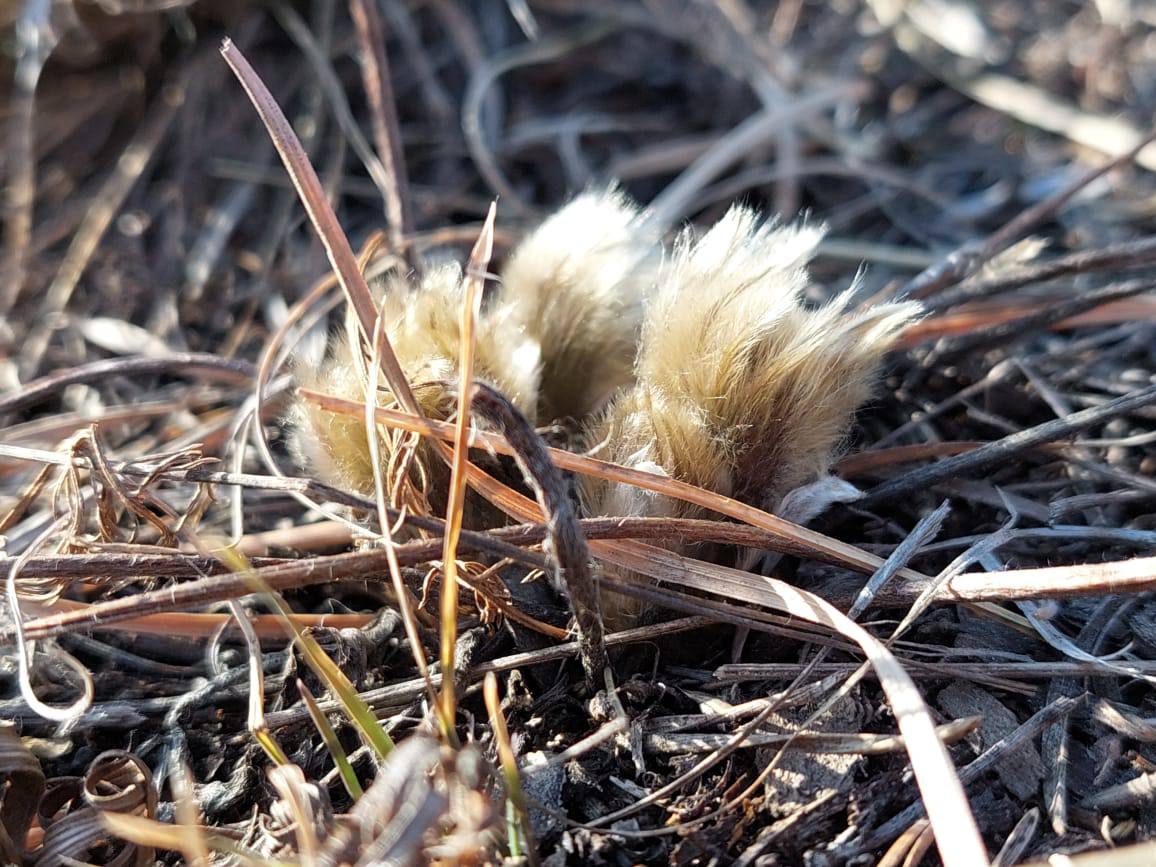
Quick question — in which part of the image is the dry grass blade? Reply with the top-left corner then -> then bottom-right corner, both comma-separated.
484,672 -> 539,865
101,814 -> 284,866
439,203 -> 495,734
992,808 -> 1040,867
206,541 -> 395,760
249,582 -> 396,761
19,598 -> 374,640
27,518 -> 1146,645
645,715 -> 980,755
41,751 -> 157,866
298,679 -> 364,801
218,39 -> 420,417
878,820 -> 936,867
362,311 -> 440,713
228,599 -> 290,767
893,296 -> 1156,349
7,516 -> 94,723
169,758 -> 211,867
590,541 -> 989,864
922,276 -> 1156,363
302,391 -> 920,580
267,764 -> 320,863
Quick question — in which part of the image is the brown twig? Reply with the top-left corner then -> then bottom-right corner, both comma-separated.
926,276 -> 1156,364
8,513 -> 817,642
861,383 -> 1156,506
348,0 -> 413,254
0,354 -> 256,418
927,235 -> 1156,312
25,69 -> 191,374
895,128 -> 1156,300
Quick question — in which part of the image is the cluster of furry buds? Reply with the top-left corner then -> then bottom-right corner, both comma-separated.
293,190 -> 920,624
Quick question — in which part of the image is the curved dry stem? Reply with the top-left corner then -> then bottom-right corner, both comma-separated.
470,383 -> 607,689
7,515 -> 94,723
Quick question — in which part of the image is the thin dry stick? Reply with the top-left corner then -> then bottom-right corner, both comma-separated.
263,618 -> 710,729
927,235 -> 1156,312
241,269 -> 366,540
2,0 -> 57,314
0,515 -> 798,585
0,354 -> 256,418
588,545 -> 991,865
895,127 -> 1156,300
851,694 -> 1083,854
25,73 -> 189,375
714,661 -> 1156,681
928,276 -> 1156,363
21,531 -> 1156,644
572,461 -> 942,835
645,717 -> 979,756
862,382 -> 1156,506
348,0 -> 412,251
894,295 -> 1156,349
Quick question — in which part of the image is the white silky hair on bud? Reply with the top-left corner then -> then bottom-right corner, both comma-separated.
582,206 -> 922,627
498,188 -> 661,421
292,189 -> 661,501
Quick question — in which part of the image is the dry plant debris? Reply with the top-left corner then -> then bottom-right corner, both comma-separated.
5,2 -> 1156,865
